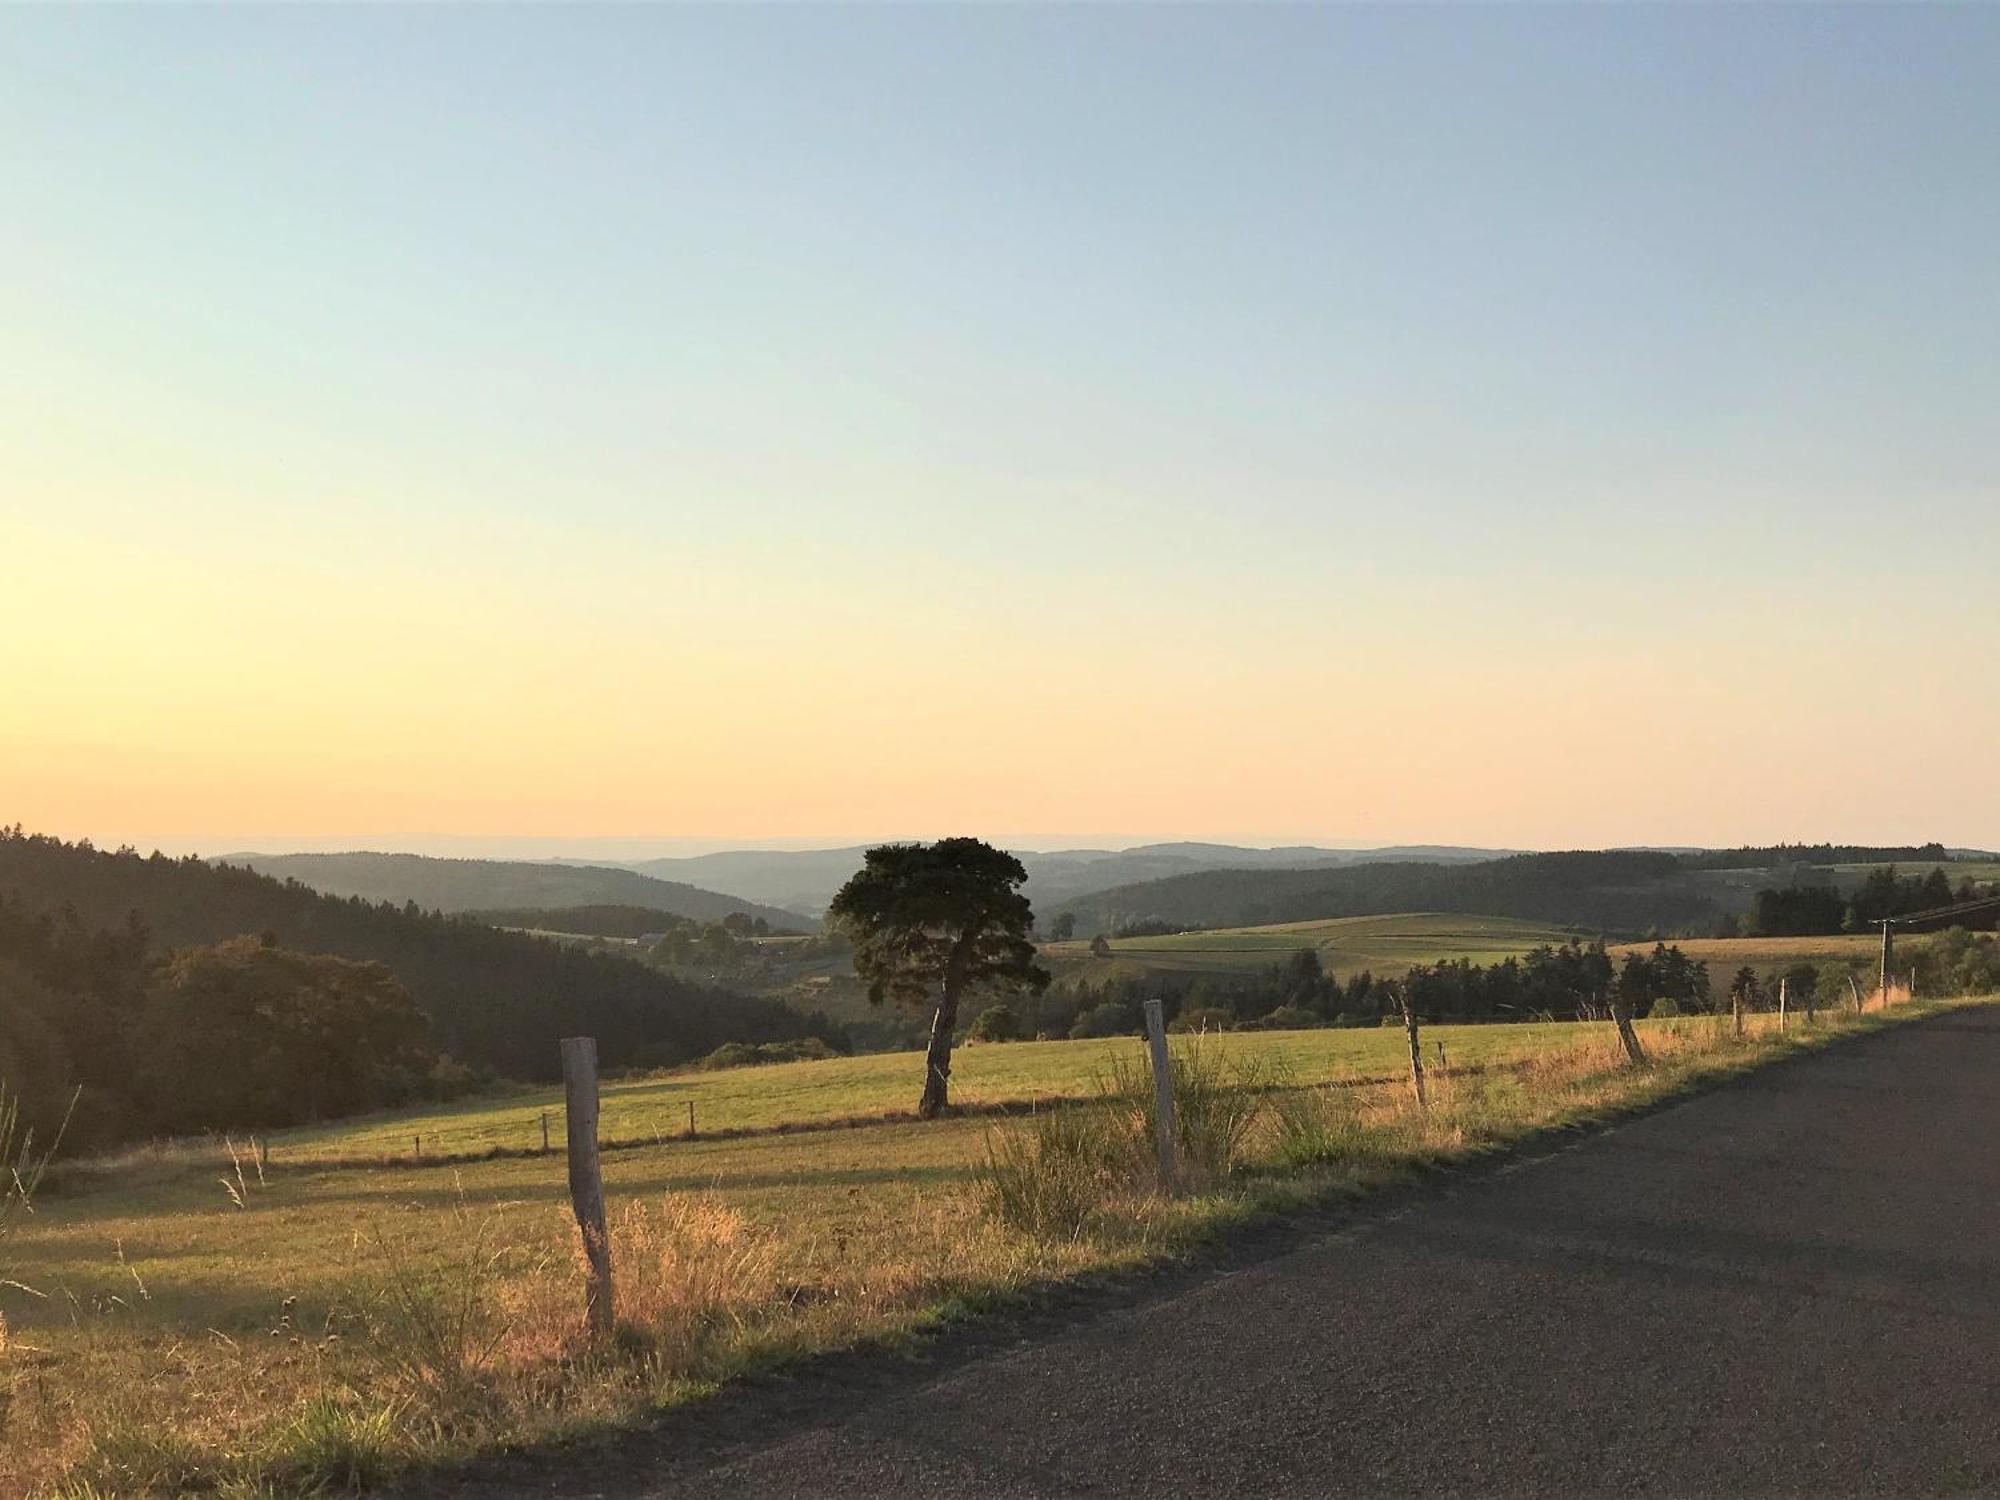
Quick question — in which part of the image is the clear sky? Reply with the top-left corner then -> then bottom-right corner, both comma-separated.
5,6 -> 1997,856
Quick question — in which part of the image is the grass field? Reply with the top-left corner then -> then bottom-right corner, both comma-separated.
4,997 -> 1974,1498
1042,912 -> 1580,981
226,1015 -> 1615,1164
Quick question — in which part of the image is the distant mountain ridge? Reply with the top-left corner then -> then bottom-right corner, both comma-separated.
610,842 -> 1518,916
217,852 -> 812,930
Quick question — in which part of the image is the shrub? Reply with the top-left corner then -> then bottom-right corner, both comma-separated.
1648,997 -> 1682,1019
967,1004 -> 1022,1043
1068,1002 -> 1136,1040
1168,1006 -> 1236,1035
695,1037 -> 838,1071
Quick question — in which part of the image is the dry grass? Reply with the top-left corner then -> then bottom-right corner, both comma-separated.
0,998 -> 1976,1497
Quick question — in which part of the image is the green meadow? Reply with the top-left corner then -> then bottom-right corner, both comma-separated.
253,1012 -> 1592,1163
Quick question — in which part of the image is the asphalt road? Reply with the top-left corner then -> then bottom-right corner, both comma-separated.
489,1007 -> 2000,1497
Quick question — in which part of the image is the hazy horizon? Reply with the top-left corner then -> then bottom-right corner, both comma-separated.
24,827 -> 1987,867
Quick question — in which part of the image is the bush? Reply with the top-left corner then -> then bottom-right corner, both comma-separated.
1648,997 -> 1682,1019
1168,1006 -> 1236,1035
967,1004 -> 1021,1043
1068,1002 -> 1137,1040
694,1037 -> 838,1071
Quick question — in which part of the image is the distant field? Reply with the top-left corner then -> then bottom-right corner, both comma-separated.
1042,912 -> 1580,981
1826,860 -> 2000,885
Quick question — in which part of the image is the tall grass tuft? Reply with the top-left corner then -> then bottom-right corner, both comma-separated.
362,1190 -> 509,1407
1104,1032 -> 1267,1190
1267,1084 -> 1373,1170
607,1195 -> 782,1377
1,1080 -> 74,1248
977,1106 -> 1121,1240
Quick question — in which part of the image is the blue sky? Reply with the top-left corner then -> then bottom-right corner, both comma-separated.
5,6 -> 1997,851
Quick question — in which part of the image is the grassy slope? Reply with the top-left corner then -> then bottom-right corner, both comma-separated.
4,999 -> 1977,1497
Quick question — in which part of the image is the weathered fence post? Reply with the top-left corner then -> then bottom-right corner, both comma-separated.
1778,976 -> 1788,1031
687,1099 -> 697,1140
1609,992 -> 1647,1066
413,1134 -> 422,1161
1400,994 -> 1427,1108
562,1036 -> 615,1341
540,1111 -> 550,1153
1142,999 -> 1179,1194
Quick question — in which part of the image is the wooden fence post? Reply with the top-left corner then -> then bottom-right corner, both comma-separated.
1608,992 -> 1647,1066
687,1099 -> 697,1140
540,1111 -> 550,1153
562,1036 -> 615,1341
414,1134 -> 422,1161
1400,995 -> 1427,1108
1778,976 -> 1788,1031
1142,999 -> 1179,1194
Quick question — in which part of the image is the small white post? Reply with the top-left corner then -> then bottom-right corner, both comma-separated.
1778,976 -> 1788,1031
1142,999 -> 1179,1194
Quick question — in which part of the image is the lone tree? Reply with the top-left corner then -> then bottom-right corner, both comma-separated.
828,838 -> 1048,1118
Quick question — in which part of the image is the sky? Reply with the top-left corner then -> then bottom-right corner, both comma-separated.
4,6 -> 1997,858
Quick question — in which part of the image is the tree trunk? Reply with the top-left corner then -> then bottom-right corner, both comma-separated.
917,990 -> 961,1119
1609,994 -> 1647,1066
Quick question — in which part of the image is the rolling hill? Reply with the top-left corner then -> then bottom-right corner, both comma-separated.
217,851 -> 811,930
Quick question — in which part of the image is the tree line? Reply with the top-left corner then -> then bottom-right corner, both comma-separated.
0,898 -> 448,1145
1749,866 -> 1993,937
964,939 -> 1717,1044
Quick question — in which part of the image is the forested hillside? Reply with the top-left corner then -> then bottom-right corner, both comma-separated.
220,851 -> 810,930
0,830 -> 824,1087
1051,851 -> 1726,937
